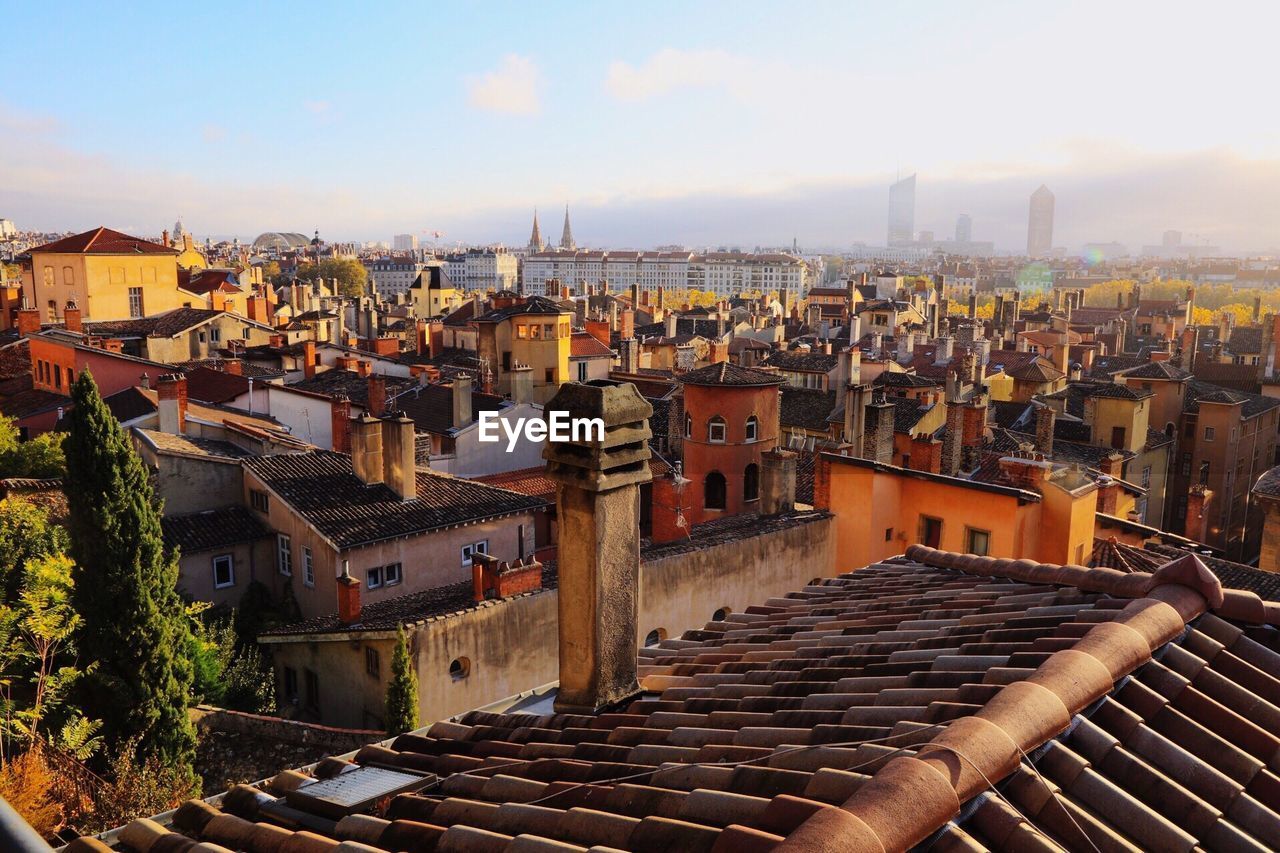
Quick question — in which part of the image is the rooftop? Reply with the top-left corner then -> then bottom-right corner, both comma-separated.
27,226 -> 176,256
83,545 -> 1280,852
677,362 -> 785,388
161,505 -> 269,555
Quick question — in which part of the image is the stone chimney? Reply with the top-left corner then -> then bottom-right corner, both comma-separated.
843,383 -> 869,451
331,395 -> 352,453
619,309 -> 634,341
156,373 -> 188,435
998,453 -> 1054,491
381,414 -> 417,500
863,391 -> 895,464
760,449 -> 797,514
619,338 -> 638,374
934,336 -> 954,365
351,416 -> 384,485
367,374 -> 387,417
1034,403 -> 1055,456
509,364 -> 533,404
453,373 -> 473,427
544,381 -> 653,713
64,300 -> 82,333
941,395 -> 964,477
664,312 -> 678,339
337,561 -> 361,625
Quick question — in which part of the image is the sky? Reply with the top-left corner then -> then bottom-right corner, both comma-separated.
2,1 -> 1278,252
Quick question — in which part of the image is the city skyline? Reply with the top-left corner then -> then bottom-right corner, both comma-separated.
3,2 -> 1280,252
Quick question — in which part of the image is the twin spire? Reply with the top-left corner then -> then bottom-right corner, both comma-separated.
528,205 -> 575,252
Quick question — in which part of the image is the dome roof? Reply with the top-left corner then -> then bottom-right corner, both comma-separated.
251,232 -> 310,251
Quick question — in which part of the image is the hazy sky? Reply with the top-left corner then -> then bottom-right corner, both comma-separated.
2,1 -> 1278,252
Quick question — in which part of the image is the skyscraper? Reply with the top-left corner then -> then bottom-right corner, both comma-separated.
955,213 -> 972,244
1027,185 -> 1055,257
887,174 -> 916,246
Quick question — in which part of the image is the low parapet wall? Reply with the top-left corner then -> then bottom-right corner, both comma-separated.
190,705 -> 384,753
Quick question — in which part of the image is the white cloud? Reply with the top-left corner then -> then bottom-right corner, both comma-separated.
606,49 -> 755,101
467,54 -> 540,115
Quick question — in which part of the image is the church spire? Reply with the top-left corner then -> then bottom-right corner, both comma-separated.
528,208 -> 544,252
559,204 -> 576,251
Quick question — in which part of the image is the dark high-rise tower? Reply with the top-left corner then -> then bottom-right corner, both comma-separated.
1027,185 -> 1055,257
887,174 -> 916,246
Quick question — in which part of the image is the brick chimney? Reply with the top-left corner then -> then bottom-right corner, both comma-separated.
64,300 -> 82,333
813,453 -> 832,510
1034,403 -> 1055,456
367,374 -> 387,417
998,453 -> 1054,491
473,554 -> 543,602
156,373 -> 188,435
16,305 -> 40,337
1096,476 -> 1121,515
760,449 -> 797,515
1185,485 -> 1212,542
337,561 -> 361,625
452,373 -> 473,427
381,414 -> 417,500
303,340 -> 317,379
619,309 -> 634,341
544,381 -> 653,713
351,416 -> 384,485
331,394 -> 352,453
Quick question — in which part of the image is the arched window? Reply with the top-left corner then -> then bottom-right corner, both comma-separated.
684,412 -> 692,438
743,463 -> 759,502
644,629 -> 666,647
704,471 -> 726,509
708,416 -> 726,443
1165,422 -> 1175,438
712,607 -> 730,622
449,657 -> 471,680
745,416 -> 759,442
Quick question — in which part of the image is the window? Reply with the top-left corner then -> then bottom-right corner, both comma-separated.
577,361 -> 588,382
545,367 -> 555,384
365,647 -> 380,678
462,540 -> 488,567
644,629 -> 666,647
277,534 -> 292,576
212,554 -> 235,589
544,323 -> 555,338
302,546 -> 314,587
250,489 -> 269,512
517,525 -> 526,560
1204,427 -> 1216,441
920,516 -> 943,548
1110,426 -> 1126,449
210,327 -> 221,343
367,566 -> 384,589
684,413 -> 692,438
1199,461 -> 1210,485
62,266 -> 74,285
745,416 -> 759,443
128,287 -> 144,318
1181,452 -> 1192,477
384,562 -> 402,586
708,416 -> 726,443
529,323 -> 541,339
704,471 -> 727,509
283,667 -> 298,702
712,608 -> 729,621
885,527 -> 894,542
743,463 -> 759,502
450,657 -> 471,680
517,324 -> 528,339
966,528 -> 991,557
42,267 -> 54,287
304,669 -> 319,710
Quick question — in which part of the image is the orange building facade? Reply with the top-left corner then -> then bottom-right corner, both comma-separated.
678,363 -> 784,525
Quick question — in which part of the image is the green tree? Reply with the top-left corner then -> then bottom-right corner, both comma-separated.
296,258 -> 368,298
384,625 -> 419,735
0,415 -> 65,479
62,369 -> 196,779
0,498 -> 69,601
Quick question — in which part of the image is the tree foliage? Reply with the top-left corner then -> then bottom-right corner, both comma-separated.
0,497 -> 69,601
385,625 -> 419,735
62,369 -> 196,780
295,258 -> 367,298
0,414 -> 66,479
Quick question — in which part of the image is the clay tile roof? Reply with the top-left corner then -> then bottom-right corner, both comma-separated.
1118,360 -> 1192,381
242,450 -> 547,549
762,350 -> 840,373
1254,465 -> 1280,498
779,387 -> 837,432
1084,381 -> 1153,400
1006,360 -> 1065,382
872,371 -> 937,388
182,366 -> 251,404
161,505 -> 269,554
677,362 -> 785,387
29,226 -> 176,255
82,543 -> 1280,853
570,332 -> 614,359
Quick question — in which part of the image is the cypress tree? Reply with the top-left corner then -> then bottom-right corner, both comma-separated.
63,369 -> 196,777
385,625 -> 419,735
